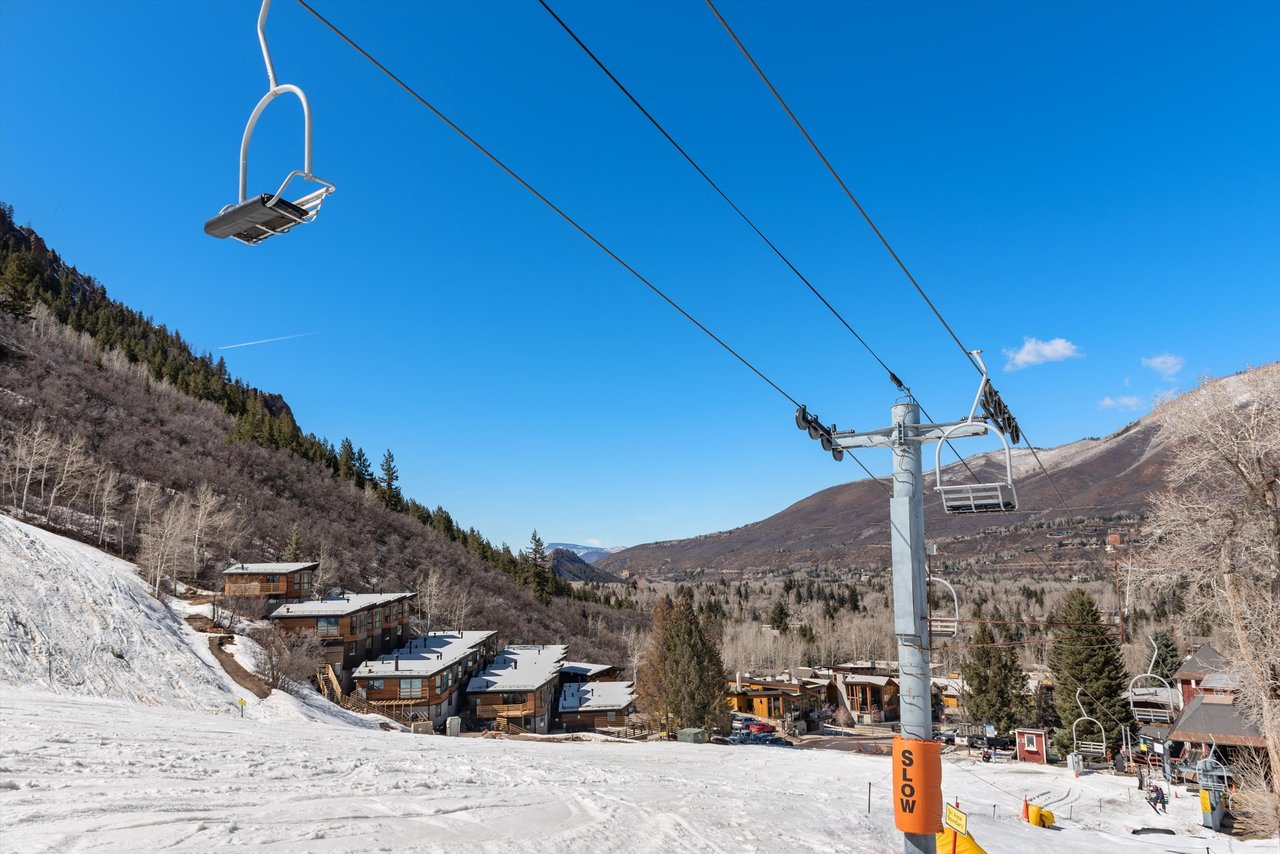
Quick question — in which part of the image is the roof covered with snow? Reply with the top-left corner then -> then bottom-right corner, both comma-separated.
353,631 -> 496,680
269,591 -> 414,619
467,645 -> 566,693
223,561 -> 318,576
559,680 -> 635,713
561,661 -> 615,678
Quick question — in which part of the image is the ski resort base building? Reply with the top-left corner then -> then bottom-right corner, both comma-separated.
268,591 -> 416,688
466,645 -> 567,735
351,631 -> 497,730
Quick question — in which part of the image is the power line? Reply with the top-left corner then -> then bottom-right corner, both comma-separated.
294,0 -> 800,410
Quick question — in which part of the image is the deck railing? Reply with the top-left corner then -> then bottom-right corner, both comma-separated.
225,581 -> 288,596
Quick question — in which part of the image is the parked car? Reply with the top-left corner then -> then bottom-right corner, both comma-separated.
967,736 -> 987,749
934,730 -> 956,745
747,722 -> 776,734
731,716 -> 757,731
986,735 -> 1012,750
760,735 -> 793,747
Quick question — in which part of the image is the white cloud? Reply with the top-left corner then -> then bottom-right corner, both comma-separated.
1098,395 -> 1143,411
582,538 -> 603,547
1002,337 -> 1083,371
1141,353 -> 1184,381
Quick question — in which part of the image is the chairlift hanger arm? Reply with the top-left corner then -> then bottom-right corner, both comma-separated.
832,420 -> 988,449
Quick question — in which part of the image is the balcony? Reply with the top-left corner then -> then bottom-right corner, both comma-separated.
480,701 -> 536,718
225,581 -> 287,596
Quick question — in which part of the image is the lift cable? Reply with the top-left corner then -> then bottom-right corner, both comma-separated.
294,0 -> 807,410
705,0 -> 976,372
705,0 -> 1084,508
539,0 -> 986,486
538,0 -> 902,393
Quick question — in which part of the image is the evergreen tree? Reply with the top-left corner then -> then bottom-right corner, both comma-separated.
0,252 -> 35,322
1148,630 -> 1181,682
352,448 -> 373,488
283,523 -> 303,562
961,621 -> 1027,733
637,596 -> 674,726
337,438 -> 356,482
378,449 -> 403,510
662,591 -> 730,731
1048,589 -> 1134,753
769,599 -> 790,633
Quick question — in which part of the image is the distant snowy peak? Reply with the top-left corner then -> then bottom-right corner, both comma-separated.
545,542 -> 626,565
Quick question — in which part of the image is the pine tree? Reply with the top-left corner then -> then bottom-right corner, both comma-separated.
352,448 -> 373,489
661,591 -> 729,731
337,438 -> 356,482
378,449 -> 403,510
1147,630 -> 1181,682
769,599 -> 790,633
1048,589 -> 1134,753
0,252 -> 36,322
283,523 -> 303,562
638,596 -> 674,727
961,621 -> 1027,733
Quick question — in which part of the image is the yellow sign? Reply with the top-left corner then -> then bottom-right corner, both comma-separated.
944,803 -> 968,836
237,698 -> 247,707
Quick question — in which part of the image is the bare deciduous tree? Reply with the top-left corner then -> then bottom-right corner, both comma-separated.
416,565 -> 446,631
1128,366 -> 1280,826
250,625 -> 325,691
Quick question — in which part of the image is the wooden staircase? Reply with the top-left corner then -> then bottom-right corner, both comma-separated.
313,664 -> 411,725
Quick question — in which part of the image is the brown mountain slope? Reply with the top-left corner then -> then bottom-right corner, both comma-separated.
598,365 -> 1277,581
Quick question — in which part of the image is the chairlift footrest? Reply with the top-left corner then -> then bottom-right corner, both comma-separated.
205,194 -> 311,244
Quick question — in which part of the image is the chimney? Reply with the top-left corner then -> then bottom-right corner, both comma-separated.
736,671 -> 741,691
395,656 -> 400,671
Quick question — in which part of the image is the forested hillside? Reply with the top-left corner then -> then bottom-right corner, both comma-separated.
0,202 -> 641,663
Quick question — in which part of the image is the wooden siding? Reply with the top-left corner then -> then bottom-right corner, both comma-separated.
223,571 -> 313,599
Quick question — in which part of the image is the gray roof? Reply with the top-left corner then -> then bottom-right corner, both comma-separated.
1198,672 -> 1239,691
223,561 -> 318,576
1173,643 -> 1227,680
1167,694 -> 1264,747
268,591 -> 413,619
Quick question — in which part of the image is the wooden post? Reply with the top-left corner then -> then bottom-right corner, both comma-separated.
868,781 -> 872,813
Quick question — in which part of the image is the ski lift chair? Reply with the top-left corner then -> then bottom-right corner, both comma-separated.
1128,639 -> 1180,725
933,353 -> 1018,514
1072,688 -> 1108,758
929,577 -> 960,638
205,0 -> 334,245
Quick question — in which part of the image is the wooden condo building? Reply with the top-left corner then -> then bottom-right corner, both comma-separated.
222,561 -> 318,601
559,680 -> 636,732
466,645 -> 567,735
269,591 -> 415,686
351,631 -> 497,729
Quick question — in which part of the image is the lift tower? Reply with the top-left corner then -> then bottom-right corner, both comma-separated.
798,353 -> 1016,854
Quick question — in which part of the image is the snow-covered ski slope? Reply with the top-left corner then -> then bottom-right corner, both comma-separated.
0,514 -> 376,726
1,515 -> 1271,853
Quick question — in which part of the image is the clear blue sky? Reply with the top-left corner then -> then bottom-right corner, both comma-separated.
2,1 -> 1277,551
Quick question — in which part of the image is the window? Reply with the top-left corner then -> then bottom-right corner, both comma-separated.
265,574 -> 280,583
400,679 -> 423,699
299,572 -> 312,591
607,711 -> 617,720
364,638 -> 372,653
501,692 -> 526,706
1024,732 -> 1037,751
317,617 -> 339,637
345,642 -> 357,659
368,679 -> 384,690
372,609 -> 382,631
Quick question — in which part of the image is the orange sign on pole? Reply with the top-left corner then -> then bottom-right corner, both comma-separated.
892,736 -> 944,834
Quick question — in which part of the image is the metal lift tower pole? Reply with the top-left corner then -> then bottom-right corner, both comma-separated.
890,401 -> 935,854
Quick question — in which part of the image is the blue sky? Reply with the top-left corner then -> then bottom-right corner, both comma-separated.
2,1 -> 1277,550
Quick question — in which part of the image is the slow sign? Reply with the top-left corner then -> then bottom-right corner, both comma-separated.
892,736 -> 943,834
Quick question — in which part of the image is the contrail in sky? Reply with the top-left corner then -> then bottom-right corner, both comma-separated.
217,332 -> 314,351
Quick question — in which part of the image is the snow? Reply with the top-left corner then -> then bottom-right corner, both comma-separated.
1,514 -> 1271,853
354,630 -> 495,679
269,591 -> 414,618
559,680 -> 635,712
468,644 -> 567,693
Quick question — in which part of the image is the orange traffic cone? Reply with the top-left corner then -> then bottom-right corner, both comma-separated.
1022,797 -> 1030,821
